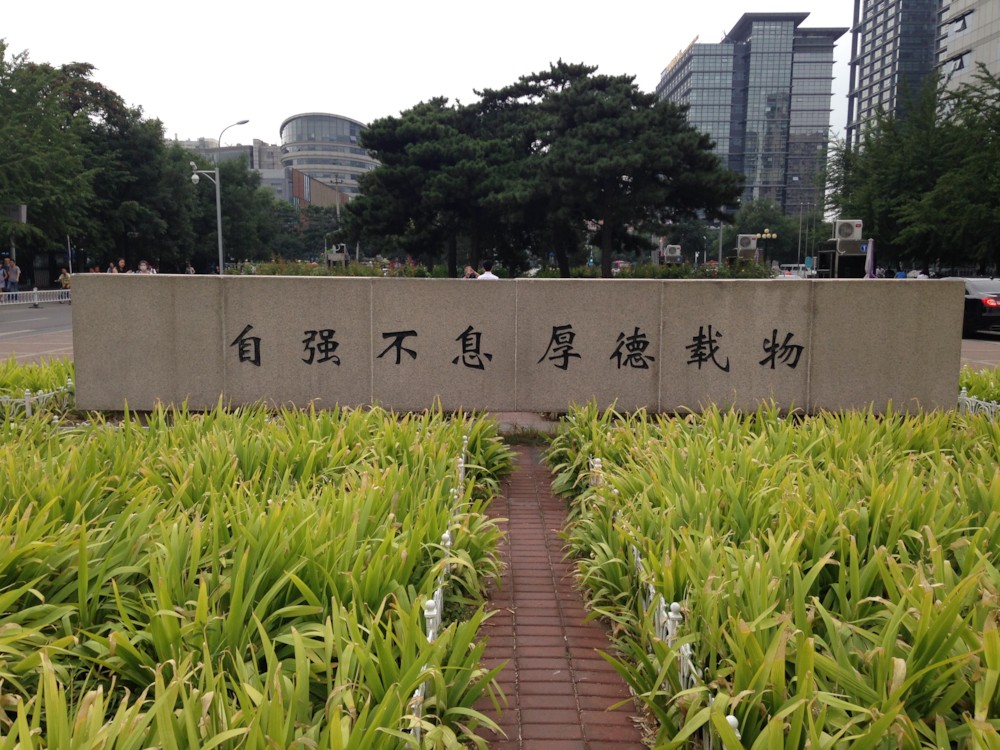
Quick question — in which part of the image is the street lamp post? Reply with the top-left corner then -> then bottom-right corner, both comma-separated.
756,228 -> 778,264
190,119 -> 248,275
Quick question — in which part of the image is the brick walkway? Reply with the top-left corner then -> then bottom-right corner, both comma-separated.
474,445 -> 646,749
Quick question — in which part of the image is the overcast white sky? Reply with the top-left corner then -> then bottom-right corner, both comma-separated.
4,0 -> 853,147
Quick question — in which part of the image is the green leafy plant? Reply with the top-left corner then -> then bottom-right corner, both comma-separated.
0,396 -> 513,746
549,403 -> 1000,748
960,363 -> 1000,402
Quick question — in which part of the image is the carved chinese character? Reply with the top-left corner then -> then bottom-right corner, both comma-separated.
611,327 -> 655,370
760,329 -> 805,369
537,324 -> 582,370
302,329 -> 341,365
377,330 -> 418,364
230,324 -> 261,367
686,325 -> 730,372
452,325 -> 493,370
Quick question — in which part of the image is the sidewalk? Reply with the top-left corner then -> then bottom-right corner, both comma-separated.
474,445 -> 646,750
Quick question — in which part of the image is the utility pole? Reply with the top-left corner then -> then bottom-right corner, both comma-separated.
797,203 -> 804,267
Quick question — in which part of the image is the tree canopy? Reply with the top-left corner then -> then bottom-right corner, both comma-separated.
0,41 -> 299,275
0,42 -> 95,248
828,67 -> 1000,274
19,38 -> 1000,280
343,61 -> 742,277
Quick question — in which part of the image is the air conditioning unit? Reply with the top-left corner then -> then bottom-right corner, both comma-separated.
835,219 -> 863,241
737,234 -> 758,251
665,244 -> 682,258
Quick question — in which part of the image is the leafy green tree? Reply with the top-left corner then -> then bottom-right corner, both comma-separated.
478,61 -> 743,277
186,155 -> 292,270
896,67 -> 1000,272
216,157 -> 267,263
730,199 -> 798,263
0,43 -> 214,272
827,72 -> 986,272
298,205 -> 342,260
0,42 -> 94,253
344,99 -> 455,268
85,115 -> 200,270
345,61 -> 741,277
660,218 -> 710,264
264,200 -> 307,260
345,98 -> 507,275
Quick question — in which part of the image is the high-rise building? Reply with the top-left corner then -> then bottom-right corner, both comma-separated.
171,137 -> 281,169
846,0 -> 940,148
657,13 -> 846,214
938,0 -> 1000,91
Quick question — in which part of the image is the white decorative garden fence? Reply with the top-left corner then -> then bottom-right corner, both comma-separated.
0,378 -> 75,417
590,456 -> 741,748
958,388 -> 1000,420
410,435 -> 469,742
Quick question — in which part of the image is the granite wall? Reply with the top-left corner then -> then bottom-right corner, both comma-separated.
72,275 -> 964,413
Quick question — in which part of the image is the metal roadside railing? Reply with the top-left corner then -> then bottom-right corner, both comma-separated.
589,457 -> 741,749
0,378 -> 75,417
410,435 -> 469,742
0,288 -> 71,307
958,387 -> 1000,420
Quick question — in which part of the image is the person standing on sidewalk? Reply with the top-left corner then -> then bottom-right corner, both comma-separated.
3,258 -> 20,298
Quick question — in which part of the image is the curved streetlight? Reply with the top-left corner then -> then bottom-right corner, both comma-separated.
190,119 -> 249,275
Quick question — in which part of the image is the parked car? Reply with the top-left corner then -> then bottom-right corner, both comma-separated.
946,277 -> 1000,337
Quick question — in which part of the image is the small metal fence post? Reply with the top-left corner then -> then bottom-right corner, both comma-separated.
410,441 -> 466,743
589,457 -> 603,488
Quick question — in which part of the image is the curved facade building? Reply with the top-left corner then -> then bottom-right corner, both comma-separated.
279,113 -> 378,199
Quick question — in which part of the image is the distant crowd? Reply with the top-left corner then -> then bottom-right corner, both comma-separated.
82,259 -> 198,275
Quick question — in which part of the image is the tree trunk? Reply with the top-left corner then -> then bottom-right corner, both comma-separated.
464,218 -> 483,271
447,235 -> 458,277
556,247 -> 571,277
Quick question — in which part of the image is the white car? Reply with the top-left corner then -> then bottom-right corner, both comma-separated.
777,264 -> 814,278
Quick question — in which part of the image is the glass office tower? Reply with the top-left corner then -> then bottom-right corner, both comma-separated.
657,13 -> 846,214
938,0 -> 1000,93
846,0 -> 940,149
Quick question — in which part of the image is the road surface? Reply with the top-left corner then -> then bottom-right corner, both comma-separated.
0,301 -> 74,363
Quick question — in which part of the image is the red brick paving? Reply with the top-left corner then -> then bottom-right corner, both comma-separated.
474,445 -> 647,749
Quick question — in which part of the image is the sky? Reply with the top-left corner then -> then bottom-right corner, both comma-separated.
4,0 -> 854,147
